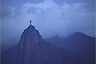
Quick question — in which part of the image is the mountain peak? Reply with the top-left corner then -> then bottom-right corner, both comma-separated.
15,25 -> 82,64
25,25 -> 37,32
19,25 -> 43,48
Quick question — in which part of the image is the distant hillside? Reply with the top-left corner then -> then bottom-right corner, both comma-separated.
1,45 -> 18,64
45,32 -> 95,64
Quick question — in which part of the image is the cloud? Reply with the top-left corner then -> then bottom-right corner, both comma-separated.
1,0 -> 95,41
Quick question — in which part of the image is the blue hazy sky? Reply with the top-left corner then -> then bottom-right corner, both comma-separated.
1,0 -> 95,46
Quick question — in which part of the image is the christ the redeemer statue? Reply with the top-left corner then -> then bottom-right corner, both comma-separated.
29,20 -> 32,25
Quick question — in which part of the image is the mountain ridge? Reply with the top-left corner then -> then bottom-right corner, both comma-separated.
1,25 -> 95,64
45,32 -> 95,64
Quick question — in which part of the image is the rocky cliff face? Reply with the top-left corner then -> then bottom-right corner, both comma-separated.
15,25 -> 44,64
15,25 -> 82,64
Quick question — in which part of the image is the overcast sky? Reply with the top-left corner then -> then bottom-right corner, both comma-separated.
1,0 -> 96,46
